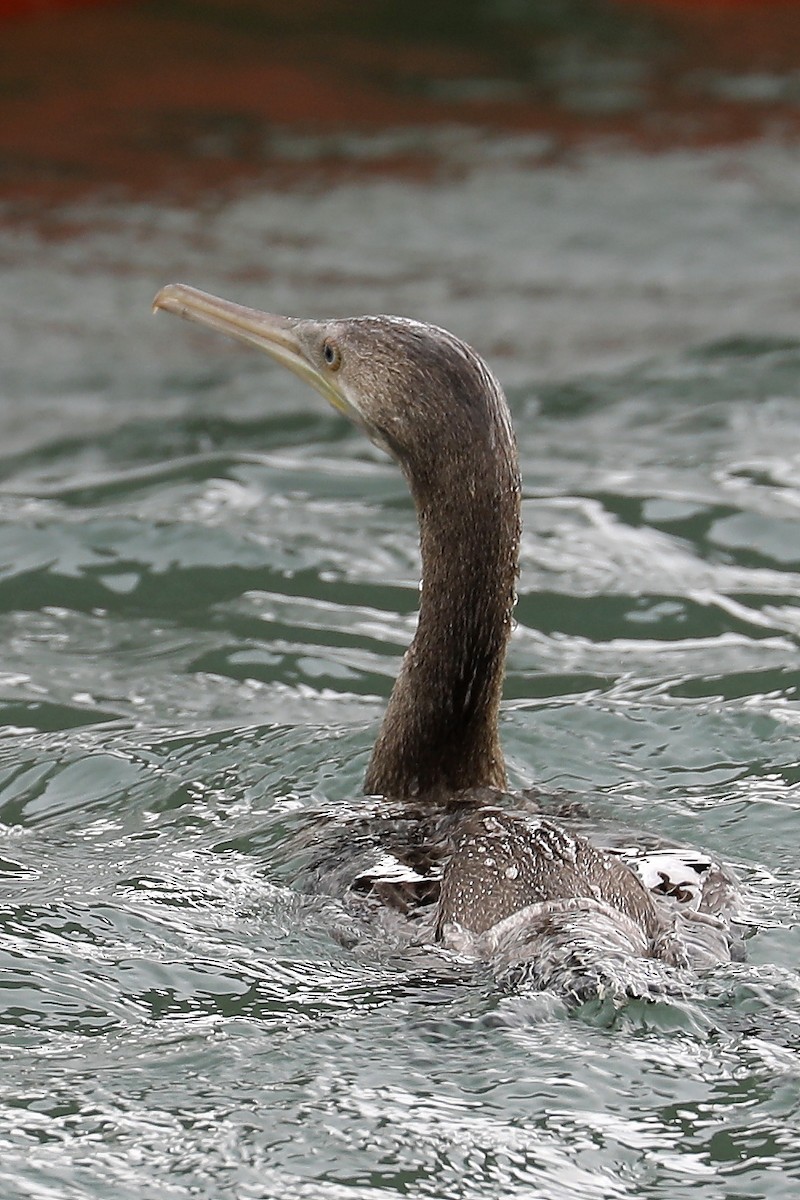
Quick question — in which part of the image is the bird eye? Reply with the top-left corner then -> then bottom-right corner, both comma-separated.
322,340 -> 341,370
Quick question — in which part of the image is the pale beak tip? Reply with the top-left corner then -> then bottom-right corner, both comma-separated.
152,282 -> 184,316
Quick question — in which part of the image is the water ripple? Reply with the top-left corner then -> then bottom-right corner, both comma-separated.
3,146 -> 800,1197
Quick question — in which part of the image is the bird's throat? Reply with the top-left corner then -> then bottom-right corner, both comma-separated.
364,453 -> 521,801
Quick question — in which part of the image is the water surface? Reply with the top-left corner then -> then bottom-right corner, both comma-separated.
1,138 -> 800,1198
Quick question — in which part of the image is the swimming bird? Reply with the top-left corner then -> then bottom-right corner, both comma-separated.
153,284 -> 738,1001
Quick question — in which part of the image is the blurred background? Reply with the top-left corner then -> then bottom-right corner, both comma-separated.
3,4 -> 800,1200
6,0 -> 800,383
6,0 -> 800,207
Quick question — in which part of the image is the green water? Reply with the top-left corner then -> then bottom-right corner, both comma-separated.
2,141 -> 800,1198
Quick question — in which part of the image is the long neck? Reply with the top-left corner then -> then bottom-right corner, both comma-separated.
364,437 -> 521,800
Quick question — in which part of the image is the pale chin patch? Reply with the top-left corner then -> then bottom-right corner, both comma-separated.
365,426 -> 396,458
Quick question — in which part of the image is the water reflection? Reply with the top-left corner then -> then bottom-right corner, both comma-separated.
4,0 -> 800,210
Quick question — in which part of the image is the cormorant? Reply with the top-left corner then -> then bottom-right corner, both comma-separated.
153,284 -> 739,1002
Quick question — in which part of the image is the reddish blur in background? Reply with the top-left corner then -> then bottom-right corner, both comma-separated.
3,0 -> 800,215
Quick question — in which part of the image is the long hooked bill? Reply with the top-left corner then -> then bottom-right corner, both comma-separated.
152,282 -> 342,410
